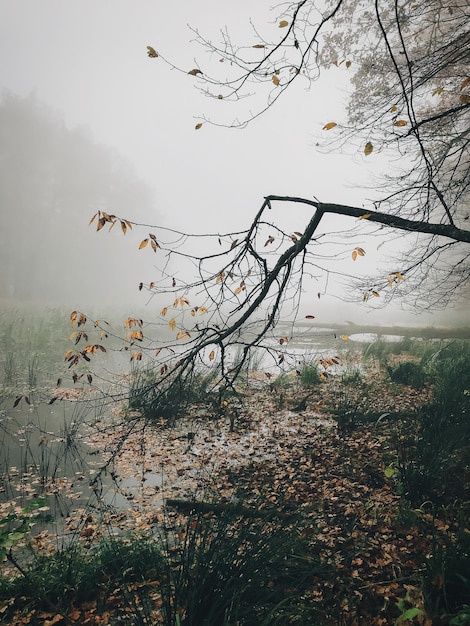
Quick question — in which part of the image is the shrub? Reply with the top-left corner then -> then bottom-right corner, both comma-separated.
127,365 -> 217,422
387,361 -> 426,389
397,341 -> 470,505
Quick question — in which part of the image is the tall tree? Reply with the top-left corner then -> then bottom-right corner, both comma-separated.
71,1 -> 469,400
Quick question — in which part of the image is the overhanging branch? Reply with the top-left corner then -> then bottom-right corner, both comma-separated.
265,195 -> 470,244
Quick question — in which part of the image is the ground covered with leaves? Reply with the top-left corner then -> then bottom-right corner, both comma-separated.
1,346 -> 470,625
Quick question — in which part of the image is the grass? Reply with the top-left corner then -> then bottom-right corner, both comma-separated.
1,307 -> 470,625
0,507 -> 323,625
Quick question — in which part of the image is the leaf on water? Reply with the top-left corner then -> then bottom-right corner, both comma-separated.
364,142 -> 373,156
322,122 -> 337,130
279,20 -> 289,27
147,45 -> 158,58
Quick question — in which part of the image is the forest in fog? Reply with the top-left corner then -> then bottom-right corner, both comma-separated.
0,94 -> 158,307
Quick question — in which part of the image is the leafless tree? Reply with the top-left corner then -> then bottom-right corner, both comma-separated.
69,0 -> 469,408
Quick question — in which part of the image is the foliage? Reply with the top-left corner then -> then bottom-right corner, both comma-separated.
423,514 -> 470,622
127,364 -> 219,422
397,341 -> 470,505
299,361 -> 321,386
387,361 -> 426,389
0,509 -> 321,625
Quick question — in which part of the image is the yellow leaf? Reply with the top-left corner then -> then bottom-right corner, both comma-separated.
356,247 -> 365,256
139,239 -> 149,249
364,142 -> 373,156
388,276 -> 394,288
216,271 -> 225,284
372,290 -> 380,297
323,122 -> 337,130
168,318 -> 176,331
272,75 -> 280,86
342,335 -> 349,341
390,105 -> 397,112
394,119 -> 407,126
161,307 -> 168,316
234,286 -> 244,295
199,306 -> 208,315
70,311 -> 78,327
120,220 -> 127,235
195,123 -> 203,130
252,44 -> 265,48
150,239 -> 158,252
279,20 -> 289,27
359,214 -> 371,220
188,68 -> 202,76
460,77 -> 470,91
147,46 -> 158,58
352,250 -> 358,261
88,212 -> 98,225
209,350 -> 215,361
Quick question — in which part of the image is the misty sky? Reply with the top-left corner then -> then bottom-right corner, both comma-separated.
0,1 -> 465,325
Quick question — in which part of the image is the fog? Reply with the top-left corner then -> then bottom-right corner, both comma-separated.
0,0 -> 466,327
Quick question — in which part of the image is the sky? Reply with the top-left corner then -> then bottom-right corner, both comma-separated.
0,0 -> 465,326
